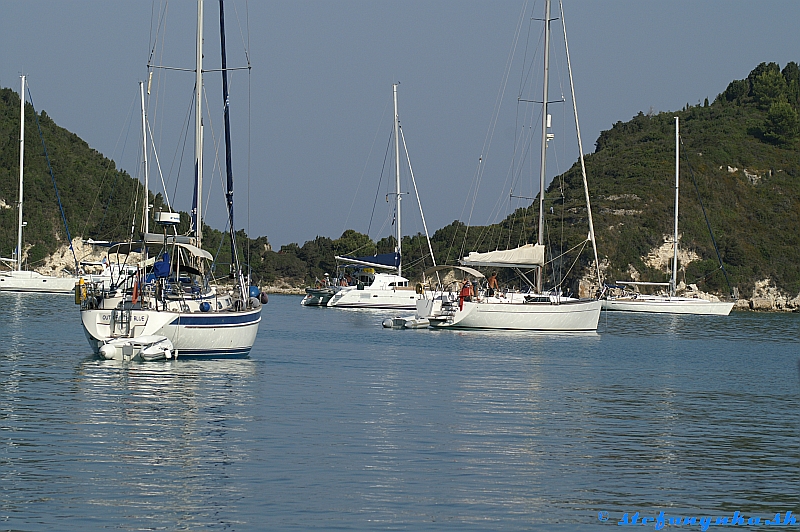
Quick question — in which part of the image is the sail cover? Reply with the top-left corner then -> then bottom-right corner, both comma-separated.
335,252 -> 400,270
460,244 -> 545,268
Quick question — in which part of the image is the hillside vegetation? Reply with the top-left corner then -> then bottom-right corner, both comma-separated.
2,62 -> 799,298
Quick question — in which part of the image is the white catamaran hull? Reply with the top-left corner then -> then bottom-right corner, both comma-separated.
327,286 -> 422,310
81,307 -> 261,358
0,271 -> 75,293
420,298 -> 602,331
601,296 -> 734,316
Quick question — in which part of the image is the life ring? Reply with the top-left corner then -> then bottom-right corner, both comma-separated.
415,283 -> 424,294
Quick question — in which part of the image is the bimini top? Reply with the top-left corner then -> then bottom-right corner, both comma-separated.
171,242 -> 213,260
334,252 -> 400,271
460,243 -> 545,268
105,240 -> 213,261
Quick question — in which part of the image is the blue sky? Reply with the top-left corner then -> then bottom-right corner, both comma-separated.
2,1 -> 799,248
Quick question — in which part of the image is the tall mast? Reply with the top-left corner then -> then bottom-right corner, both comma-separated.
139,81 -> 149,238
536,0 -> 552,293
671,116 -> 680,297
193,0 -> 204,249
16,75 -> 25,272
219,0 -> 243,293
393,83 -> 402,277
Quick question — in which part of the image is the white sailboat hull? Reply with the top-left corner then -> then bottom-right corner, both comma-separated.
0,271 -> 75,293
601,296 -> 734,315
420,297 -> 601,331
81,307 -> 261,358
327,286 -> 422,310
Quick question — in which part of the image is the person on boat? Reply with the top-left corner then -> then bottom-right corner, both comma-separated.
487,272 -> 499,297
459,279 -> 473,310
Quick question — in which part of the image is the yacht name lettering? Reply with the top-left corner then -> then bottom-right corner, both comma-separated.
98,314 -> 148,325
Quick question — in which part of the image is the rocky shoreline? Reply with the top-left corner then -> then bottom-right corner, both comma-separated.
21,239 -> 800,311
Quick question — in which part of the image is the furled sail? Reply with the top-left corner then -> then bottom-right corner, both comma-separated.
459,244 -> 545,268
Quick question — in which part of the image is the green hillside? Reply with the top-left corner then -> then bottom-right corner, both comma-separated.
0,87 -> 145,267
564,61 -> 800,298
414,61 -> 800,299
2,61 -> 800,297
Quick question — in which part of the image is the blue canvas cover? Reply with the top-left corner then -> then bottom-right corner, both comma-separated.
153,253 -> 171,278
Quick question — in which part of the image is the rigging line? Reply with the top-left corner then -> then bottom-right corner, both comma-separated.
559,174 -> 566,284
366,127 -> 394,238
201,82 -> 226,230
83,90 -> 137,239
474,102 -> 541,255
232,0 -> 252,66
99,111 -> 137,237
460,0 -> 529,253
209,217 -> 231,272
517,2 -> 540,99
129,163 -> 142,243
374,211 -> 392,249
146,118 -> 173,211
554,239 -> 588,290
343,96 -> 392,236
26,86 -> 79,273
150,0 -> 169,150
246,9 -> 252,281
473,5 -> 543,257
680,135 -> 734,297
169,87 -> 195,212
147,0 -> 169,68
399,127 -> 436,268
560,0 -> 600,284
544,235 -> 587,266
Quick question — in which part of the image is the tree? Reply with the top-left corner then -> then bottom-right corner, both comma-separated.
722,79 -> 748,104
332,229 -> 375,257
763,101 -> 800,145
782,62 -> 800,106
751,69 -> 788,110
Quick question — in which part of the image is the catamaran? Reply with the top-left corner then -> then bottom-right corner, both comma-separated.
78,0 -> 262,359
326,84 -> 437,311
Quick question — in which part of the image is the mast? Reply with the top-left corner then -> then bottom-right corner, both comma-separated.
393,83 -> 402,277
218,0 -> 243,294
16,75 -> 25,272
193,0 -> 204,249
536,0 -> 552,293
671,116 -> 680,297
139,81 -> 149,238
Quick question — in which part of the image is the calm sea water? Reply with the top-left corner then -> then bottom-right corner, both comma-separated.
1,293 -> 799,531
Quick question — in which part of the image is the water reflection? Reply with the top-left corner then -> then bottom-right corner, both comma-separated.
73,357 -> 259,529
3,293 -> 800,529
599,309 -> 800,343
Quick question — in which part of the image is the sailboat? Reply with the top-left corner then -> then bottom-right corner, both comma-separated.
326,84 -> 435,311
0,76 -> 76,294
78,0 -> 262,359
417,0 -> 602,330
601,117 -> 734,316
